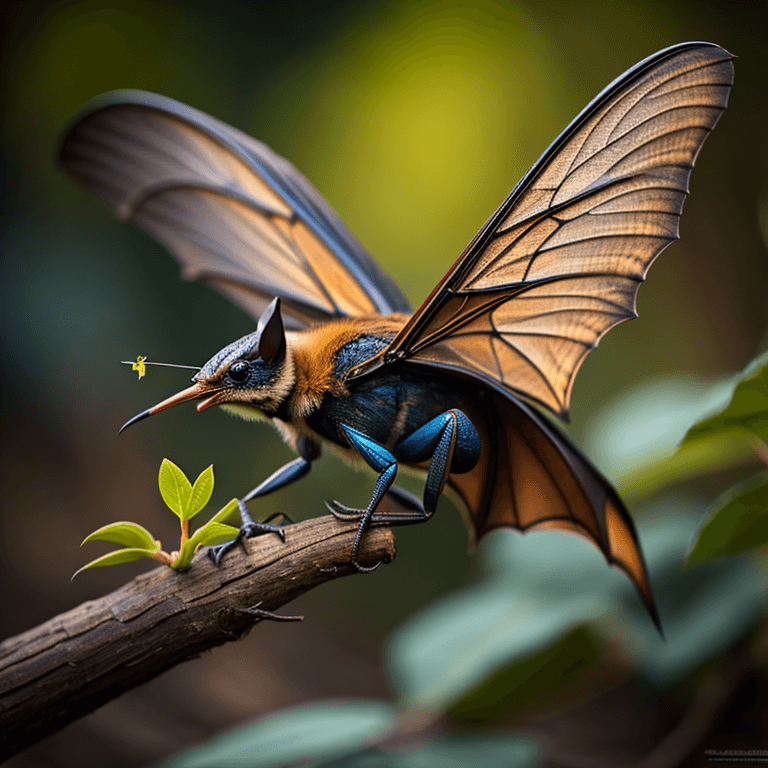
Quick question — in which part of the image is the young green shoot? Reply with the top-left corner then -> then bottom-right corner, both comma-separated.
75,459 -> 239,578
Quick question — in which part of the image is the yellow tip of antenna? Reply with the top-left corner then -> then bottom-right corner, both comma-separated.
132,356 -> 147,379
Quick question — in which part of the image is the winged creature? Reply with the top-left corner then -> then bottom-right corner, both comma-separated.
59,42 -> 735,629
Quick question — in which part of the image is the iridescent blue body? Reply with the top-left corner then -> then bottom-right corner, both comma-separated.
296,333 -> 481,570
307,334 -> 479,473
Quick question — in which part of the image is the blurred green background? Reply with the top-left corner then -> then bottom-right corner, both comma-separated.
2,1 -> 767,766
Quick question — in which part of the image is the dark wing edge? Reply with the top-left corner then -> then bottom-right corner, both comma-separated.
348,42 -> 734,420
58,90 -> 410,329
448,390 -> 661,631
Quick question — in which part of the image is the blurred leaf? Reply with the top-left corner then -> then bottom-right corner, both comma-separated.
319,733 -> 541,768
624,432 -> 755,504
158,700 -> 397,768
386,529 -> 626,713
73,547 -> 160,578
616,499 -> 764,686
584,375 -> 753,503
688,472 -> 768,565
684,351 -> 768,445
388,496 -> 767,713
158,458 -> 192,520
632,557 -> 762,686
81,521 -> 158,550
188,464 -> 214,519
449,625 -> 602,723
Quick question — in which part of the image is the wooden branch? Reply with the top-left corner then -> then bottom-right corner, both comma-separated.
0,516 -> 395,760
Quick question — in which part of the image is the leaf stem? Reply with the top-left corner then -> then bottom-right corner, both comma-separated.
152,551 -> 174,565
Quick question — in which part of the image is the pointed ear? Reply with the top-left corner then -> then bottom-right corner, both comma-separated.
257,298 -> 286,364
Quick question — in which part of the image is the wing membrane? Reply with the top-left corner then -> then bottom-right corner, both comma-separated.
350,43 -> 733,418
59,91 -> 410,329
448,392 -> 659,627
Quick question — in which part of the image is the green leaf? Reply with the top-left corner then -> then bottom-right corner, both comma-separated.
209,498 -> 239,525
73,548 -> 159,578
405,735 -> 539,768
158,458 -> 192,519
449,625 -> 602,723
172,540 -> 197,571
170,499 -> 239,571
629,555 -> 763,686
610,499 -> 764,686
187,464 -> 214,519
173,522 -> 239,570
386,529 -> 624,712
157,700 -> 396,768
81,521 -> 159,550
687,472 -> 768,565
684,350 -> 768,446
583,375 -> 752,503
190,521 -> 239,549
318,734 -> 541,768
387,497 -> 766,711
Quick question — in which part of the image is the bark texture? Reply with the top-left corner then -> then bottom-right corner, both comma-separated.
0,516 -> 395,759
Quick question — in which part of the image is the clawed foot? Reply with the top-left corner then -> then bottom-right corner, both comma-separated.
325,500 -> 381,573
208,512 -> 292,566
350,557 -> 381,574
325,499 -> 363,520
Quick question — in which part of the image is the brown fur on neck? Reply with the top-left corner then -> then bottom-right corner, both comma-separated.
287,313 -> 409,419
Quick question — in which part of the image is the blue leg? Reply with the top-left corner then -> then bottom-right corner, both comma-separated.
377,409 -> 479,524
329,411 -> 480,567
209,437 -> 321,565
397,410 -> 460,519
327,424 -> 398,573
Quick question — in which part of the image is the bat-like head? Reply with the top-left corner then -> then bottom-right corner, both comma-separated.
119,298 -> 293,433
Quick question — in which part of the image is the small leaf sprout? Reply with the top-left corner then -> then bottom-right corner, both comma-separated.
74,460 -> 239,578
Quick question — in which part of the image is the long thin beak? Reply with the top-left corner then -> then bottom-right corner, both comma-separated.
119,382 -> 221,434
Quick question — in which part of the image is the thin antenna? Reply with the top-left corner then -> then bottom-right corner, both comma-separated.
120,361 -> 201,371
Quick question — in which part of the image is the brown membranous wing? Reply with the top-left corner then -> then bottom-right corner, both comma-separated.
59,92 -> 410,330
352,43 -> 734,420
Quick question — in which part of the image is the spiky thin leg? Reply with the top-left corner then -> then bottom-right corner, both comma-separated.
209,436 -> 320,565
328,411 -> 479,568
326,425 -> 398,573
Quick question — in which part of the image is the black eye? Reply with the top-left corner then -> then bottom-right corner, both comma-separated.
227,361 -> 250,384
